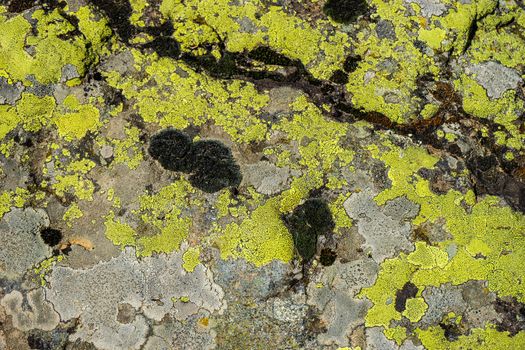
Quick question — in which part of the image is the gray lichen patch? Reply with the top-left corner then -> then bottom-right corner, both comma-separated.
344,190 -> 420,263
0,208 -> 51,279
466,61 -> 523,99
0,289 -> 59,331
307,259 -> 378,346
45,248 -> 224,350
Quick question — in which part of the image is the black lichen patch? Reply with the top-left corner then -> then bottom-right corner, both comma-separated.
89,0 -> 134,42
319,248 -> 337,266
329,69 -> 349,84
494,297 -> 525,336
395,281 -> 418,312
7,0 -> 62,13
148,129 -> 242,193
187,140 -> 242,193
343,55 -> 361,73
284,198 -> 335,261
141,36 -> 180,58
27,334 -> 53,350
39,227 -> 62,247
323,0 -> 369,24
148,128 -> 193,172
248,46 -> 295,66
439,321 -> 462,342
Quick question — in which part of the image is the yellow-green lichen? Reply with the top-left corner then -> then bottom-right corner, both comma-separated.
63,203 -> 83,227
182,247 -> 201,272
0,9 -> 102,85
216,197 -> 294,267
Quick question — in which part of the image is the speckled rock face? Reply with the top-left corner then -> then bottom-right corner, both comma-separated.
1,0 -> 525,349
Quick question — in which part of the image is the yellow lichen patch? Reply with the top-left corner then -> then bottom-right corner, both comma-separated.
275,96 -> 354,172
54,95 -> 102,141
182,247 -> 201,272
159,0 -> 348,79
360,139 -> 525,342
104,52 -> 269,143
101,125 -> 144,169
217,197 -> 294,267
52,158 -> 96,201
104,212 -> 137,249
416,325 -> 525,350
455,74 -> 524,150
103,179 -> 197,256
33,255 -> 64,286
402,297 -> 428,322
16,93 -> 56,132
63,203 -> 83,228
0,105 -> 19,140
0,9 -> 100,85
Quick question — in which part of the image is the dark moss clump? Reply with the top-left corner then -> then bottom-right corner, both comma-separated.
148,129 -> 193,172
284,198 -> 335,261
395,281 -> 418,312
148,129 -> 242,193
39,227 -> 62,247
323,0 -> 369,24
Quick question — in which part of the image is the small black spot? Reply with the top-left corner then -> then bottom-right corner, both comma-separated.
93,71 -> 103,81
148,129 -> 193,172
329,69 -> 349,84
395,281 -> 418,312
319,248 -> 337,266
40,228 -> 62,247
187,140 -> 242,193
343,55 -> 361,73
323,0 -> 369,24
284,198 -> 335,261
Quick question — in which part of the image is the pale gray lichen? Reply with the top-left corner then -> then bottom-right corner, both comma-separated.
0,208 -> 51,279
307,259 -> 379,346
366,326 -> 424,350
344,190 -> 420,263
466,61 -> 523,99
0,289 -> 60,331
45,247 -> 224,350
